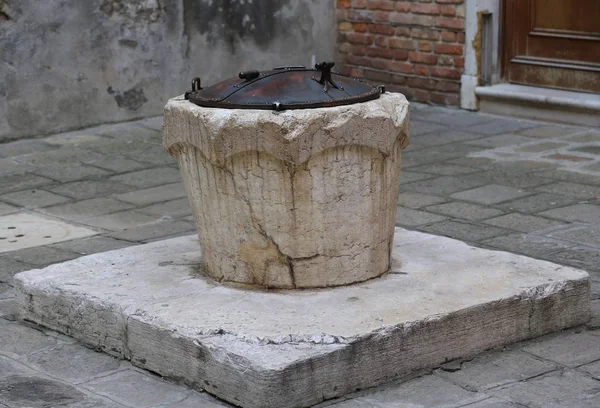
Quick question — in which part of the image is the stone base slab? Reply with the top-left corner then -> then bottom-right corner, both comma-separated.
14,229 -> 590,408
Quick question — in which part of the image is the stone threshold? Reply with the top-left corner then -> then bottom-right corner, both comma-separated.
475,83 -> 600,127
14,229 -> 590,408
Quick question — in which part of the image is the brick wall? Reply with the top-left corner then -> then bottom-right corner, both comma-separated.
336,0 -> 465,106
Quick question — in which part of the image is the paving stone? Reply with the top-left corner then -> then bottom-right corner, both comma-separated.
402,175 -> 489,196
565,129 -> 600,143
0,299 -> 17,321
160,391 -> 230,408
0,375 -> 85,407
547,245 -> 600,274
498,193 -> 578,214
0,202 -> 19,216
0,256 -> 36,284
570,145 -> 600,155
451,185 -> 531,205
397,192 -> 448,209
546,392 -> 600,408
411,130 -> 484,147
137,116 -> 163,131
402,144 -> 483,168
395,207 -> 447,227
95,124 -> 162,142
436,351 -> 556,391
125,150 -> 179,167
0,174 -> 54,195
580,360 -> 600,380
518,125 -> 584,138
410,120 -> 447,136
399,170 -> 436,184
340,375 -> 485,408
15,149 -> 106,167
50,236 -> 135,255
109,220 -> 195,242
42,198 -> 135,220
409,163 -> 481,176
546,225 -> 600,247
532,168 -> 600,186
465,133 -> 537,148
0,159 -> 32,176
33,164 -> 112,183
0,283 -> 12,300
517,141 -> 568,153
43,133 -> 108,147
483,213 -> 564,233
481,233 -> 576,257
0,320 -> 59,358
137,198 -> 192,219
115,182 -> 187,206
75,210 -> 160,232
0,189 -> 71,208
588,299 -> 600,329
421,110 -> 497,128
0,356 -> 34,379
0,140 -> 56,158
49,180 -> 135,200
489,370 -> 600,408
535,181 -> 598,199
425,201 -> 503,221
82,370 -> 189,408
476,171 -> 554,190
110,167 -> 181,189
9,246 -> 79,266
581,162 -> 600,173
87,158 -> 150,174
58,396 -> 126,408
421,220 -> 511,242
538,204 -> 600,223
468,119 -> 539,136
453,397 -> 520,408
24,343 -> 121,384
523,331 -> 600,367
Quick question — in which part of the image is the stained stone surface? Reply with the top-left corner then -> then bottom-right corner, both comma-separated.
14,228 -> 590,408
163,93 -> 410,289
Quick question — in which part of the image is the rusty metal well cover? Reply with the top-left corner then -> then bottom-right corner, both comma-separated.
184,62 -> 384,111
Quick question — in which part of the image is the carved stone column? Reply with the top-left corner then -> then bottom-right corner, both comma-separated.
163,93 -> 410,288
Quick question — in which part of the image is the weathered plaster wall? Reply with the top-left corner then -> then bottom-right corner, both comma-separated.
0,0 -> 335,142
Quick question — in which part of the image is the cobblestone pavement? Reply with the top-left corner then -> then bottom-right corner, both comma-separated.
0,105 -> 599,407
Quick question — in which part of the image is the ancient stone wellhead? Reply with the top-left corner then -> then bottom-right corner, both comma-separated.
163,63 -> 410,288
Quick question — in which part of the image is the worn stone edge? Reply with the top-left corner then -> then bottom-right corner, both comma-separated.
13,271 -> 590,408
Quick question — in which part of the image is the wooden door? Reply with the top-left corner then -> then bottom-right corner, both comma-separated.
502,0 -> 600,93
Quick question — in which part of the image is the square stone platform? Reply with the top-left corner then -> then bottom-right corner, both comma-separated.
14,228 -> 590,408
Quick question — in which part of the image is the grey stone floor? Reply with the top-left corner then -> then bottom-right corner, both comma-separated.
0,104 -> 599,407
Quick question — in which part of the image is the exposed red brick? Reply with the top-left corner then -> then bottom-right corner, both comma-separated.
438,55 -> 453,65
437,80 -> 460,92
436,17 -> 465,30
354,22 -> 368,32
388,61 -> 414,73
440,5 -> 456,16
352,0 -> 368,9
372,11 -> 390,21
389,12 -> 412,25
347,10 -> 368,20
389,38 -> 416,50
338,22 -> 353,31
337,0 -> 351,9
352,45 -> 368,55
347,33 -> 374,45
435,0 -> 464,3
338,42 -> 352,53
409,51 -> 438,65
395,1 -> 411,12
415,64 -> 429,75
413,88 -> 431,102
454,56 -> 465,67
369,23 -> 395,35
393,49 -> 409,60
441,31 -> 457,42
408,77 -> 437,90
348,54 -> 370,66
419,40 -> 432,51
368,0 -> 395,11
395,27 -> 411,37
411,3 -> 440,15
337,8 -> 347,21
457,32 -> 465,43
367,47 -> 395,59
365,69 -> 392,82
434,43 -> 463,55
390,74 -> 407,85
411,28 -> 440,40
431,66 -> 461,80
375,36 -> 388,46
430,92 -> 459,105
351,67 -> 365,77
339,65 -> 352,75
412,14 -> 434,27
